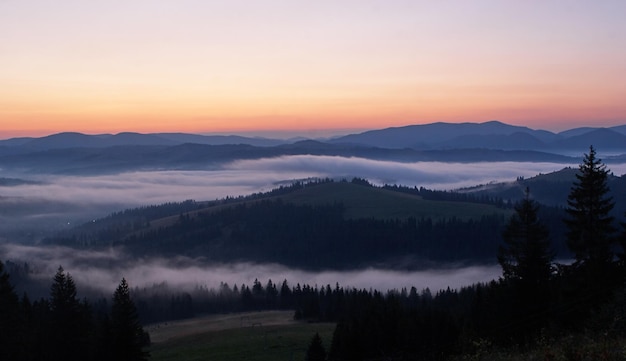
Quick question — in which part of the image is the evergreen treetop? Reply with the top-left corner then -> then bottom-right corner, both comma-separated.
111,278 -> 150,361
0,260 -> 24,360
564,145 -> 616,267
498,188 -> 554,286
50,265 -> 79,313
306,332 -> 327,361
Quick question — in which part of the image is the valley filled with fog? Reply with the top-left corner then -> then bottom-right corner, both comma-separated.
2,154 -> 626,295
4,155 -> 620,232
1,243 -> 501,300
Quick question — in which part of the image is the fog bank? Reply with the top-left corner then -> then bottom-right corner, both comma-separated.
3,156 -> 608,208
3,155 -> 625,243
1,244 -> 500,297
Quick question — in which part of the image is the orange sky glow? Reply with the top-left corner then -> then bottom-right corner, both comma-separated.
1,1 -> 625,139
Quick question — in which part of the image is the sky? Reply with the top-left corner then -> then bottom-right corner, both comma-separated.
1,0 -> 625,139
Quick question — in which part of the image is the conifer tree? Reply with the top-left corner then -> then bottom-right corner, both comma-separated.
563,146 -> 620,315
50,266 -> 89,361
0,261 -> 24,360
110,278 -> 150,361
497,189 -> 554,342
306,332 -> 327,361
564,145 -> 616,267
50,266 -> 79,314
498,188 -> 553,286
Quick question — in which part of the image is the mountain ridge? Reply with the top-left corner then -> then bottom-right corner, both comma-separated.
1,121 -> 625,175
0,143 -> 578,175
2,120 -> 625,153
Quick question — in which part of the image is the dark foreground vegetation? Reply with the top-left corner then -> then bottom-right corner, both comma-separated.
3,146 -> 626,360
0,263 -> 150,361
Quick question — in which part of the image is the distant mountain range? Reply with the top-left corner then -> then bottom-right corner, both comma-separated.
1,121 -> 625,175
330,121 -> 626,151
2,120 -> 625,152
0,132 -> 284,152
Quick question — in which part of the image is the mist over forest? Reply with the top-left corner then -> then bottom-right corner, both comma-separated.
2,148 -> 626,293
3,156 -> 624,242
1,243 -> 501,300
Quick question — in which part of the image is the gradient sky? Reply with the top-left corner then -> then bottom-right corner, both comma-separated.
1,0 -> 625,138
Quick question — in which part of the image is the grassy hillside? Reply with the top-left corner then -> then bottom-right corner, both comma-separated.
148,311 -> 335,361
47,180 -> 518,269
279,181 -> 510,220
125,181 -> 510,236
458,167 -> 626,214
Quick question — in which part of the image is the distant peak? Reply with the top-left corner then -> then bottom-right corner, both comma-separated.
114,132 -> 144,136
45,131 -> 88,137
481,120 -> 505,125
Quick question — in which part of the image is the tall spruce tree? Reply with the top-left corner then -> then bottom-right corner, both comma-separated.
306,332 -> 327,361
564,146 -> 616,268
110,278 -> 150,361
0,261 -> 25,360
498,188 -> 554,286
50,266 -> 91,361
497,188 -> 554,343
563,146 -> 620,316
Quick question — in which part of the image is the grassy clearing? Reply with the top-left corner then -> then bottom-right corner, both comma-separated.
136,182 -> 509,236
281,182 -> 510,221
148,311 -> 335,361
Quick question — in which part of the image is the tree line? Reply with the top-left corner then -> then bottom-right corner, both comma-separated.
0,264 -> 149,361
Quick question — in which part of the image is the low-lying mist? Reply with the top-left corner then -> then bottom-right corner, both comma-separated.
3,155 -> 625,243
1,244 -> 501,300
3,156 -> 599,206
2,155 -> 605,302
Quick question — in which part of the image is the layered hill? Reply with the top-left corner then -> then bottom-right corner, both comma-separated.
329,120 -> 626,152
0,142 -> 579,175
43,162 -> 626,270
47,179 -> 528,270
459,167 -> 626,213
2,121 -> 625,176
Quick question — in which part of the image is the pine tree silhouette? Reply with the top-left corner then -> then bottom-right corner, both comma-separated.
498,187 -> 553,286
110,278 -> 150,361
0,261 -> 24,360
565,145 -> 616,267
50,266 -> 89,361
306,332 -> 327,361
563,146 -> 620,316
497,188 -> 554,343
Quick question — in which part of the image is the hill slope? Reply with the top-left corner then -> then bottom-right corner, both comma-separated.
279,181 -> 507,220
48,180 -> 514,270
331,121 -> 558,149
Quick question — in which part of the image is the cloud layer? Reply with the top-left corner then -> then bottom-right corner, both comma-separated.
6,155 -> 619,207
1,244 -> 500,297
2,155 -> 625,242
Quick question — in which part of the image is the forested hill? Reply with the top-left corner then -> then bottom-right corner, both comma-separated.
458,167 -> 626,215
45,179 -> 576,270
